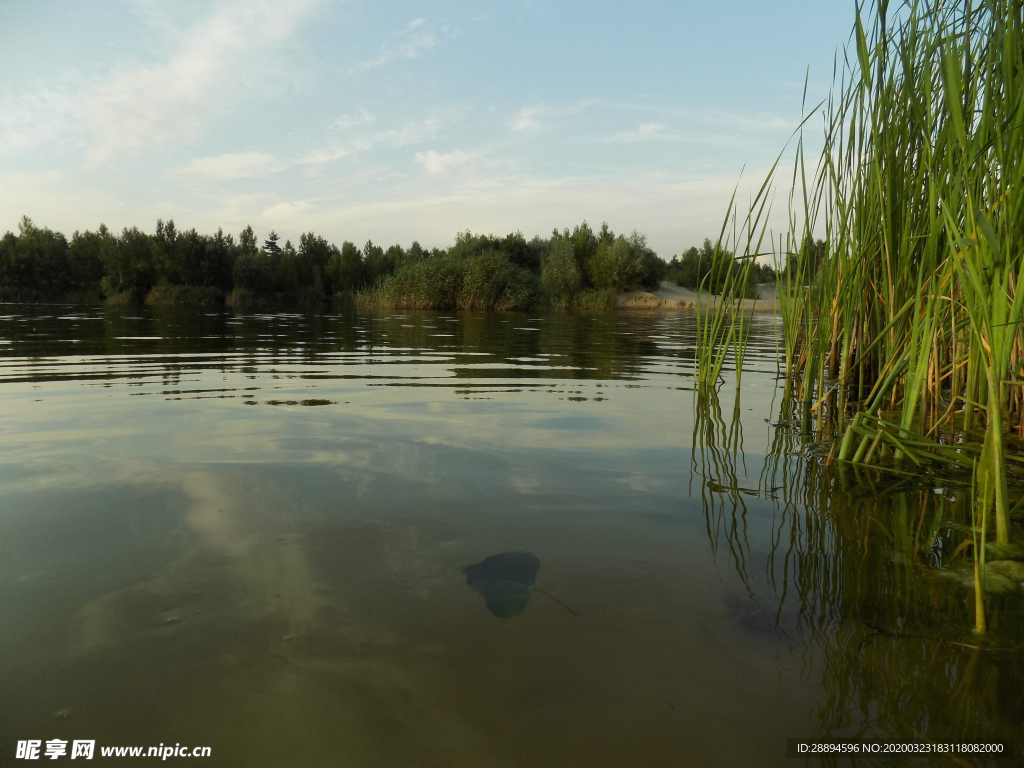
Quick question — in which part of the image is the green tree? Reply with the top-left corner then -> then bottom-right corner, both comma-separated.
175,228 -> 207,286
101,226 -> 155,299
205,229 -> 236,292
527,236 -> 550,270
496,231 -> 536,271
153,219 -> 179,283
384,244 -> 405,273
0,231 -> 18,300
590,235 -> 640,293
279,240 -> 301,296
567,222 -> 600,283
362,240 -> 387,284
297,232 -> 335,291
669,238 -> 755,297
0,217 -> 71,300
541,237 -> 582,302
589,231 -> 662,292
328,241 -> 365,292
67,226 -> 109,296
232,251 -> 272,295
407,241 -> 425,262
239,226 -> 259,257
263,231 -> 283,260
232,226 -> 272,296
0,217 -> 670,305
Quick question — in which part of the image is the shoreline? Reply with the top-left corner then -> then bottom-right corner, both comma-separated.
0,281 -> 783,313
616,282 -> 781,314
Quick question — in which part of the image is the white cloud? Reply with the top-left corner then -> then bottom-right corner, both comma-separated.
1,162 -> 796,263
86,0 -> 317,166
172,152 -> 286,181
0,76 -> 82,155
0,0 -> 318,166
333,109 -> 376,131
299,117 -> 441,165
0,172 -> 133,234
511,106 -> 543,133
261,200 -> 315,220
374,118 -> 441,147
352,19 -> 439,72
414,150 -> 474,175
165,116 -> 442,180
604,122 -> 683,143
298,146 -> 353,165
177,166 -> 787,258
708,111 -> 794,132
121,0 -> 206,41
564,99 -> 598,115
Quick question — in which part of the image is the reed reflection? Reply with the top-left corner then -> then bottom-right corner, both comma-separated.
693,385 -> 1024,760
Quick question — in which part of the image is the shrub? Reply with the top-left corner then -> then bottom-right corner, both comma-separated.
226,287 -> 257,307
367,249 -> 537,310
232,251 -> 273,296
541,238 -> 583,303
145,284 -> 222,305
589,232 -> 661,293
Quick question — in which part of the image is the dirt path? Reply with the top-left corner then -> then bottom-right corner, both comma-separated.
616,282 -> 781,313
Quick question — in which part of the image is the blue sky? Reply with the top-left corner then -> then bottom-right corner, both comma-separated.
0,0 -> 851,257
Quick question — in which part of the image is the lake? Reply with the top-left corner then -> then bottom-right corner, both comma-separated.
1,305 -> 1021,766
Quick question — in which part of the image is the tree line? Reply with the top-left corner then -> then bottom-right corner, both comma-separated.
663,238 -> 825,298
0,216 -> 678,309
664,238 -> 785,298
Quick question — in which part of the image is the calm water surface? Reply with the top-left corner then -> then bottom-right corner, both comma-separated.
1,305 -> 1021,766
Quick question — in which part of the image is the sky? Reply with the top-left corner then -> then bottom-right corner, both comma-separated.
0,0 -> 852,258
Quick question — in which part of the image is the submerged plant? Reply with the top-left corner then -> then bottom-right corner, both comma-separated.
461,552 -> 578,618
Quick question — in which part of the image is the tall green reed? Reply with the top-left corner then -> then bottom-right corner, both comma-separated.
716,0 -> 1023,633
693,167 -> 779,391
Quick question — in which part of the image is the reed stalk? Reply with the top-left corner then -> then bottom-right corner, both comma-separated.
699,0 -> 1024,633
